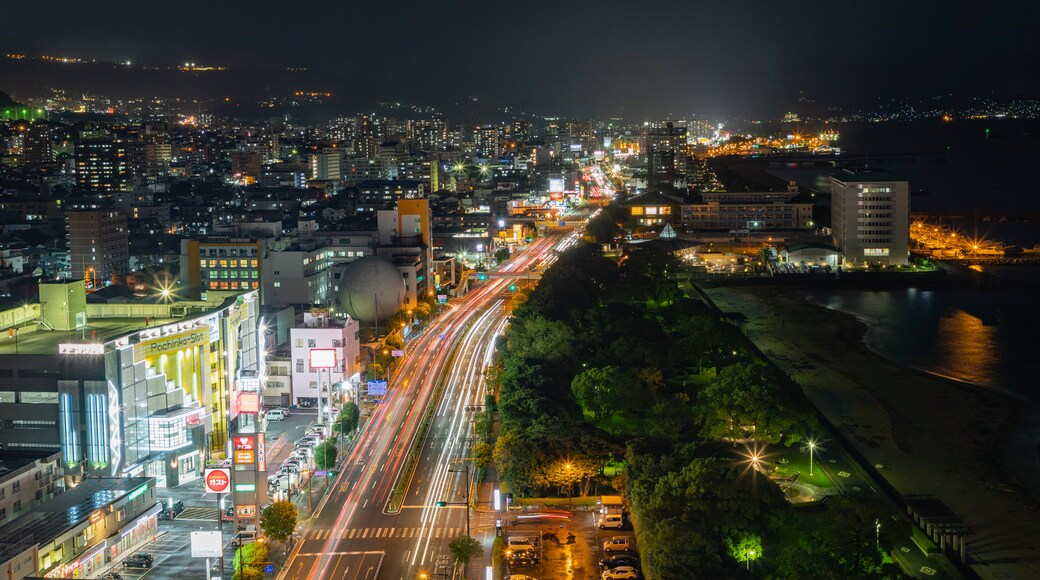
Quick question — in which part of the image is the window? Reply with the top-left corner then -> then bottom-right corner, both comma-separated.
273,282 -> 281,288
308,340 -> 316,348
12,420 -> 56,429
11,482 -> 19,493
296,359 -> 304,372
19,392 -> 58,404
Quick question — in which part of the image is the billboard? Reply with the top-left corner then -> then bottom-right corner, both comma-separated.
234,450 -> 255,464
238,392 -> 260,414
204,468 -> 231,494
190,531 -> 223,558
309,348 -> 337,369
133,327 -> 209,364
235,505 -> 257,518
548,178 -> 565,193
257,433 -> 266,471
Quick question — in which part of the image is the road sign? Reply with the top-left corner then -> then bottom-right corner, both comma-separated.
264,565 -> 274,574
314,470 -> 327,477
372,380 -> 391,397
204,468 -> 231,494
391,350 -> 404,357
437,294 -> 448,304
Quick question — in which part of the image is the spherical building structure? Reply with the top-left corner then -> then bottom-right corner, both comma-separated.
336,257 -> 405,323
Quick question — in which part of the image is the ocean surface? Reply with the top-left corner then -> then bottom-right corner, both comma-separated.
803,288 -> 1040,402
794,120 -> 1040,402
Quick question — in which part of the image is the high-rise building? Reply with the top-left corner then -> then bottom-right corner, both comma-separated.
66,209 -> 129,284
229,150 -> 261,183
830,170 -> 909,266
644,122 -> 688,187
309,148 -> 346,181
24,121 -> 53,167
74,136 -> 133,193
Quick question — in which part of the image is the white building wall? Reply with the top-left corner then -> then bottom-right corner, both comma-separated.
288,320 -> 362,408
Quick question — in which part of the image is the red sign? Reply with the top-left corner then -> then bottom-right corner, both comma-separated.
204,468 -> 231,494
233,436 -> 255,451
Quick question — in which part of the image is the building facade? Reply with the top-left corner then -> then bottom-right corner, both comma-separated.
66,209 -> 129,283
830,170 -> 910,266
0,453 -> 64,528
0,282 -> 262,487
288,318 -> 362,409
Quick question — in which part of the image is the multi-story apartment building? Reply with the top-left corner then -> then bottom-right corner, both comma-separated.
681,189 -> 813,231
831,170 -> 910,266
66,209 -> 129,283
0,453 -> 64,527
180,238 -> 266,300
74,137 -> 133,193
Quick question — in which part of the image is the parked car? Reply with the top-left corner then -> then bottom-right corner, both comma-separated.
122,553 -> 154,568
600,555 -> 640,571
603,536 -> 631,553
266,409 -> 286,421
231,530 -> 265,546
156,500 -> 184,520
602,566 -> 639,580
271,407 -> 291,417
599,513 -> 624,529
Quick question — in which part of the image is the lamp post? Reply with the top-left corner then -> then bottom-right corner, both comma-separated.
808,440 -> 816,477
746,548 -> 755,570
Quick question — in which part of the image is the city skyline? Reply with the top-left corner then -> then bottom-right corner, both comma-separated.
2,1 -> 1038,119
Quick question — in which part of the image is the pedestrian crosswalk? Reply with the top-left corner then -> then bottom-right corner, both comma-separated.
304,527 -> 464,541
177,507 -> 219,521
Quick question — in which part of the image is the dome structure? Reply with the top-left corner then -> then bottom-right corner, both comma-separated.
336,257 -> 405,323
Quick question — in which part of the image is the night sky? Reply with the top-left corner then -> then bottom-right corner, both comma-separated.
3,0 -> 1039,119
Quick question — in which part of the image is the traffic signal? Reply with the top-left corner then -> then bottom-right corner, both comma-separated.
478,273 -> 488,281
435,501 -> 447,507
508,284 -> 518,292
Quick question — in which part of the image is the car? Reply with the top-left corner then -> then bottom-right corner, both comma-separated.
270,406 -> 291,417
508,547 -> 539,565
599,513 -> 624,529
507,537 -> 535,551
602,566 -> 639,580
266,409 -> 286,421
600,555 -> 640,571
122,553 -> 154,568
280,464 -> 301,475
509,575 -> 539,580
603,536 -> 631,553
156,499 -> 184,520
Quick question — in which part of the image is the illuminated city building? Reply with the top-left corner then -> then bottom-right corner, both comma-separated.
831,170 -> 910,266
66,209 -> 129,284
74,135 -> 133,193
0,281 -> 262,487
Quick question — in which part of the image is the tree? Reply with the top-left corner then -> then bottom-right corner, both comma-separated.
448,535 -> 484,567
313,441 -> 338,470
333,403 -> 360,435
473,442 -> 493,471
414,301 -> 432,321
368,363 -> 385,380
699,362 -> 802,444
506,315 -> 575,363
260,500 -> 298,544
232,542 -> 268,580
495,247 -> 511,263
571,366 -> 623,421
726,532 -> 762,567
385,333 -> 404,349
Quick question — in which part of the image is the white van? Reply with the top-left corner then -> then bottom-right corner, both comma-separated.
231,530 -> 261,547
598,513 -> 624,529
267,409 -> 286,422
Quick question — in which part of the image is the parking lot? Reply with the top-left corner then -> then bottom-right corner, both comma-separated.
503,508 -> 640,579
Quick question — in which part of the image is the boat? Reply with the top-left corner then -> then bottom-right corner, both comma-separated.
1022,245 -> 1040,254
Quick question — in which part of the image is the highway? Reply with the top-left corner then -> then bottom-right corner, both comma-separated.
279,230 -> 573,580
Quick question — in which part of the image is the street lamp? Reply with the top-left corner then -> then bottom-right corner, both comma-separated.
747,548 -> 756,570
808,440 -> 816,476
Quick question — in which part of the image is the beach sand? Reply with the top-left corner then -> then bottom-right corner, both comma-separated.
704,286 -> 1040,579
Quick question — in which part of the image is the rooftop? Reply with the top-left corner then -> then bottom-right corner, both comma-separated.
0,318 -> 176,355
832,169 -> 905,183
0,477 -> 153,562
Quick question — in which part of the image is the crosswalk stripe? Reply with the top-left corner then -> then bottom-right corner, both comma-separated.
349,529 -> 357,538
362,529 -> 369,538
435,528 -> 442,538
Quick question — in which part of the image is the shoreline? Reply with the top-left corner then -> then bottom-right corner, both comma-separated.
703,285 -> 1040,578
